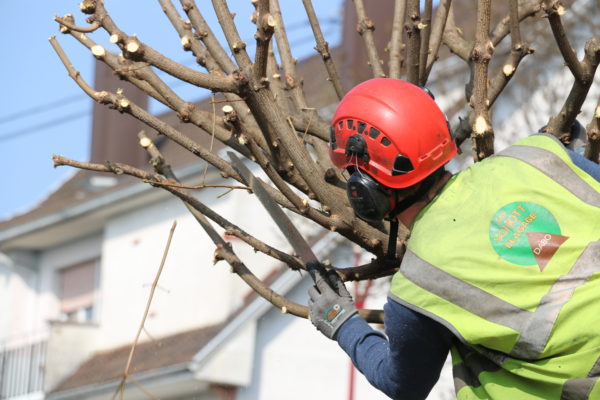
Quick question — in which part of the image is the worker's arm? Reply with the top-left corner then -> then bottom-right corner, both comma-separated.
568,149 -> 600,182
335,299 -> 453,400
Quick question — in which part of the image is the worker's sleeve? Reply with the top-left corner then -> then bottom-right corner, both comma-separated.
335,298 -> 453,400
568,149 -> 600,183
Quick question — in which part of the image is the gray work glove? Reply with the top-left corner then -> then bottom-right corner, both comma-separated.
307,261 -> 358,340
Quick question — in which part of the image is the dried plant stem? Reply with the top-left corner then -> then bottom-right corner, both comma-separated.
114,221 -> 177,400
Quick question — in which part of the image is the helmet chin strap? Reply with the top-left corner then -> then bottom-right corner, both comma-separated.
385,171 -> 440,260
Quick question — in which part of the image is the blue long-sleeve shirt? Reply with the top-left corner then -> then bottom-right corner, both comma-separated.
335,149 -> 600,400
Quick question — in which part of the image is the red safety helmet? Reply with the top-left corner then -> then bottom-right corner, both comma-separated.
329,78 -> 457,189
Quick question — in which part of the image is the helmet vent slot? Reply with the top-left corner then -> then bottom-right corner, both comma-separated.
369,127 -> 380,139
392,155 -> 414,175
381,137 -> 391,146
347,119 -> 355,130
329,126 -> 337,149
358,121 -> 367,134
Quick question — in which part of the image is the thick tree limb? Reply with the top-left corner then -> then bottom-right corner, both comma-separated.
470,0 -> 494,161
405,0 -> 422,84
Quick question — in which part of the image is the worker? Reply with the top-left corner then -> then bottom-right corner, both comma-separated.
307,78 -> 600,399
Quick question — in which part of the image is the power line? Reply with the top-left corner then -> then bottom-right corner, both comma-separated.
0,94 -> 87,125
0,111 -> 89,144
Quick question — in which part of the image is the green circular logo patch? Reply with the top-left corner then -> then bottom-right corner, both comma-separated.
489,201 -> 563,267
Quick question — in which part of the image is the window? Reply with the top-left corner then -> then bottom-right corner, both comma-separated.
59,259 -> 98,323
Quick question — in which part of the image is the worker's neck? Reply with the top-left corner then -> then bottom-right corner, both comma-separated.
397,171 -> 453,229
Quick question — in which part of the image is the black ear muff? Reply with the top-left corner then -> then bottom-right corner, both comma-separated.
346,172 -> 391,223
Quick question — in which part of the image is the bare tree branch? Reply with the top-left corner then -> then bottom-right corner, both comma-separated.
180,0 -> 238,74
270,0 -> 309,110
49,36 -> 242,179
388,0 -> 407,79
302,0 -> 346,99
353,0 -> 385,78
488,0 -> 533,107
88,2 -> 242,93
442,5 -> 471,62
253,0 -> 275,83
543,1 -> 585,82
418,0 -> 433,85
490,0 -> 543,47
544,37 -> 600,139
54,14 -> 101,33
423,0 -> 452,81
585,99 -> 600,163
211,0 -> 253,69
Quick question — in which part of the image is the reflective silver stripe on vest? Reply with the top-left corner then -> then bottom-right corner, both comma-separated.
496,144 -> 600,208
401,250 -> 531,332
511,240 -> 600,359
403,240 -> 600,360
561,355 -> 600,399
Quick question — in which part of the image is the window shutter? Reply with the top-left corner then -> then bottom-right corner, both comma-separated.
60,260 -> 96,313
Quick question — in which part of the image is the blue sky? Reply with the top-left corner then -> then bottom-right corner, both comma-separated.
0,0 -> 343,221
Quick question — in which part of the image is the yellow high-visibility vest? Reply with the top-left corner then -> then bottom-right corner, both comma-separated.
390,134 -> 600,399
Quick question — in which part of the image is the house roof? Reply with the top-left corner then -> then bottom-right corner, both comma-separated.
50,322 -> 224,394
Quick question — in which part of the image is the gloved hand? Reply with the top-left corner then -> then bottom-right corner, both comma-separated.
307,261 -> 358,340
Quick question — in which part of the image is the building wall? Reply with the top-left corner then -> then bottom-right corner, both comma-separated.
94,182 -> 284,350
